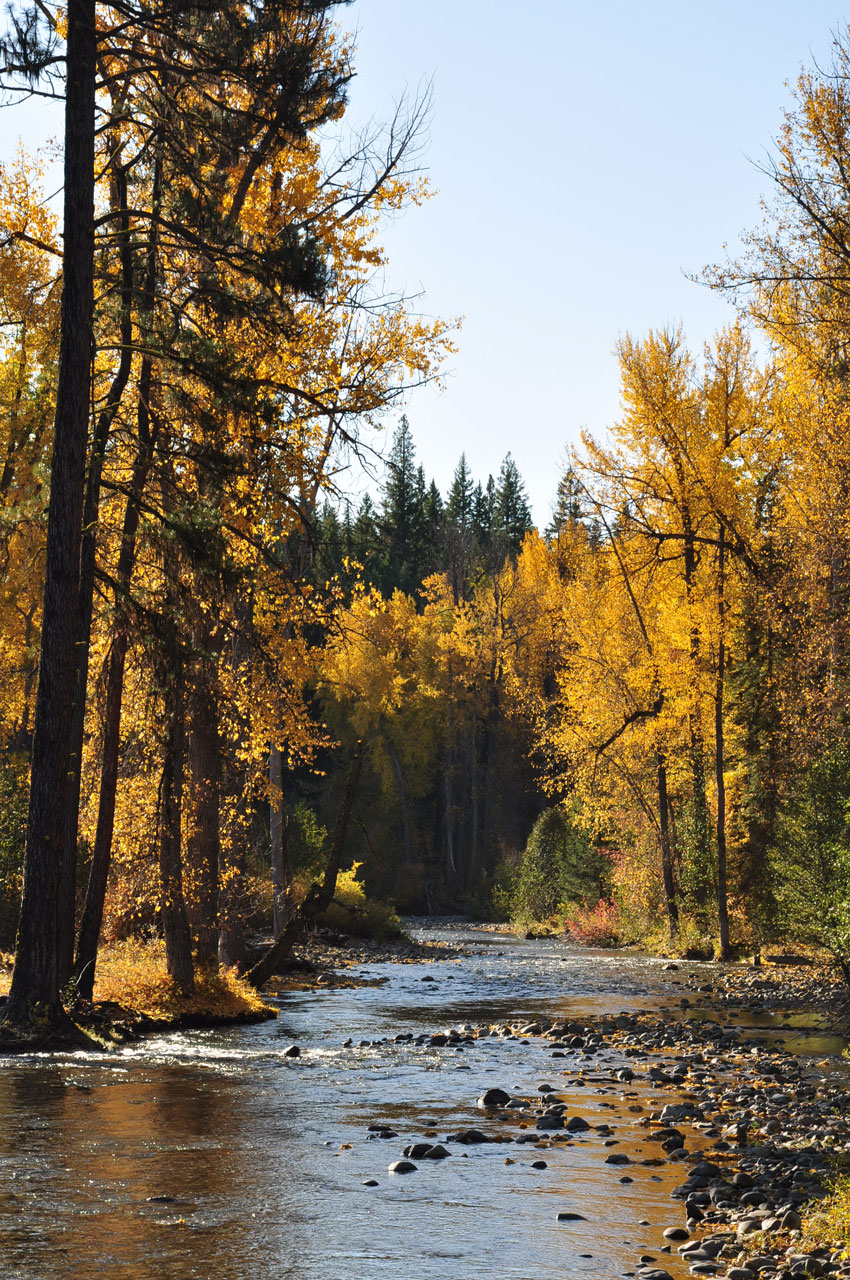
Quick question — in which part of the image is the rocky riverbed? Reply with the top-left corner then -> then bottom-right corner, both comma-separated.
308,948 -> 850,1280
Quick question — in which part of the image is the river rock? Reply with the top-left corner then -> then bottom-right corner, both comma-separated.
478,1088 -> 511,1107
388,1160 -> 417,1174
445,1128 -> 489,1145
565,1116 -> 591,1132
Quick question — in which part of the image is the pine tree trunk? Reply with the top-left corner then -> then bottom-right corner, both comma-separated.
217,750 -> 247,969
58,155 -> 135,988
72,383 -> 159,999
269,745 -> 288,939
72,624 -> 129,1000
683,528 -> 711,903
217,595 -> 252,968
159,696 -> 194,995
715,527 -> 730,960
186,663 -> 221,964
3,0 -> 96,1026
656,753 -> 679,939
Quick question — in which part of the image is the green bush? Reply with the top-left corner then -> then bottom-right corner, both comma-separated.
771,744 -> 850,981
510,806 -> 603,926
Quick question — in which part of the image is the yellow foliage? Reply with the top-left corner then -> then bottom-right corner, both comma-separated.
91,939 -> 268,1020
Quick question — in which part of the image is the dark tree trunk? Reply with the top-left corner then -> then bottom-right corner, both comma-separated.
186,657 -> 221,964
3,0 -> 96,1026
714,526 -> 730,960
382,725 -> 412,866
71,137 -> 162,999
246,748 -> 362,990
269,744 -> 289,939
656,753 -> 679,939
58,153 -> 135,987
72,381 -> 159,999
683,524 -> 711,897
217,595 -> 252,969
159,693 -> 194,995
466,699 -> 481,891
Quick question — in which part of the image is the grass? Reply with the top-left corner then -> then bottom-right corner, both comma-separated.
803,1175 -> 850,1253
0,939 -> 271,1024
91,939 -> 270,1021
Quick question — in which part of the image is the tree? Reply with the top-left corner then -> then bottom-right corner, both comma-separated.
494,453 -> 533,556
2,0 -> 96,1028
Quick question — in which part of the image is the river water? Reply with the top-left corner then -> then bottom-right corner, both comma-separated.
0,925 -> 842,1280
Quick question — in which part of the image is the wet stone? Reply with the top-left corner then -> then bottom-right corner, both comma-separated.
478,1088 -> 511,1107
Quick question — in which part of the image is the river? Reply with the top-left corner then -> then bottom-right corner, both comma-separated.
0,925 -> 842,1280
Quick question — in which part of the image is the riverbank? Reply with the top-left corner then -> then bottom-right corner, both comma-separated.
0,941 -> 276,1054
369,998 -> 850,1279
0,927 -> 466,1053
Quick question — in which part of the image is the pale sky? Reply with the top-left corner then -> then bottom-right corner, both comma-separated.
1,3 -> 847,522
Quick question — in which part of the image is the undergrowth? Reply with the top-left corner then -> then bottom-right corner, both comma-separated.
803,1175 -> 850,1251
91,939 -> 270,1021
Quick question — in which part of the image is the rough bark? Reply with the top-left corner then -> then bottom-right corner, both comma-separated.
71,140 -> 162,999
58,152 -> 135,987
159,694 -> 194,995
656,752 -> 679,939
269,744 -> 289,939
72,376 -> 159,999
3,0 -> 96,1025
246,747 -> 362,990
382,725 -> 412,867
185,657 -> 221,963
217,595 -> 252,968
714,526 -> 730,960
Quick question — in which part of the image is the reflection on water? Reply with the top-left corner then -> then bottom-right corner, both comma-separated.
0,927 -> 843,1280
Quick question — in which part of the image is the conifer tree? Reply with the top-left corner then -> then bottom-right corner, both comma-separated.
494,453 -> 533,555
446,454 -> 474,532
378,416 -> 425,594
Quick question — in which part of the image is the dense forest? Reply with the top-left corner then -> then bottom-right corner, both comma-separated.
5,1 -> 850,1036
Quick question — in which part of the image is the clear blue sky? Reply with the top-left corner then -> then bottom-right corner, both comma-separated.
342,1 -> 847,522
1,3 -> 847,522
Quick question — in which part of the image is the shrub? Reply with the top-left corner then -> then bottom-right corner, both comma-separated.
92,938 -> 269,1019
491,856 -> 518,922
565,898 -> 621,946
317,863 -> 403,941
